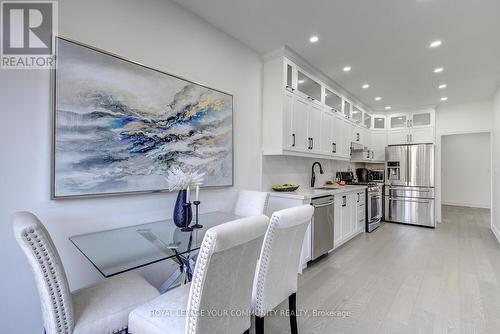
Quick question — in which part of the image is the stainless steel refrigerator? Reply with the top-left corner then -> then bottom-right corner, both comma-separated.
384,144 -> 435,227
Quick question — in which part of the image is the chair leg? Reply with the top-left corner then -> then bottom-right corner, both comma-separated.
255,316 -> 265,334
289,293 -> 298,334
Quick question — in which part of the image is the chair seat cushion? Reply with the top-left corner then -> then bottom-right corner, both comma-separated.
128,283 -> 191,334
72,272 -> 160,334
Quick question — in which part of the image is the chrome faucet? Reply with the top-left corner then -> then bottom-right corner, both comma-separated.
311,161 -> 324,188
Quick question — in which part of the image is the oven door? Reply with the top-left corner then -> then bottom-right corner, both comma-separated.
368,192 -> 382,223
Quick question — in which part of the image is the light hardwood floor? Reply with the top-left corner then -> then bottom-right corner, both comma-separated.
262,205 -> 500,334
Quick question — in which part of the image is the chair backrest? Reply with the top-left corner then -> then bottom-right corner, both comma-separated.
186,215 -> 269,334
12,212 -> 74,334
233,190 -> 269,217
252,205 -> 314,317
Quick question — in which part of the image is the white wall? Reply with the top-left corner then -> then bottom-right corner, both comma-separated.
0,0 -> 263,332
435,100 -> 493,221
492,88 -> 500,240
441,133 -> 491,208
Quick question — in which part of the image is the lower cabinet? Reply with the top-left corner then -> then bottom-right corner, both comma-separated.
334,191 -> 365,249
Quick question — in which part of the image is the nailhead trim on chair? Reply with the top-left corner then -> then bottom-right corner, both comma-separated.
186,231 -> 217,334
21,226 -> 74,334
253,215 -> 280,317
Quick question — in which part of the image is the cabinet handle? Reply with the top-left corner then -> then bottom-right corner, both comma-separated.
357,133 -> 360,141
357,193 -> 360,203
342,195 -> 347,207
332,142 -> 336,153
292,133 -> 295,147
311,138 -> 314,149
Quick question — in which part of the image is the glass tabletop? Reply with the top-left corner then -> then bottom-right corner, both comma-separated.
70,211 -> 240,277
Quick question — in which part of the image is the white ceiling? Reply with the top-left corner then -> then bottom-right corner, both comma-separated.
173,0 -> 500,111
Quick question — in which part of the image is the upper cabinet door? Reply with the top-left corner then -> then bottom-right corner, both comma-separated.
321,110 -> 334,155
343,100 -> 351,119
390,114 -> 408,129
308,103 -> 323,152
291,95 -> 309,151
410,111 -> 433,128
351,106 -> 362,124
297,70 -> 322,102
332,113 -> 344,157
374,116 -> 386,130
325,88 -> 342,113
364,113 -> 372,129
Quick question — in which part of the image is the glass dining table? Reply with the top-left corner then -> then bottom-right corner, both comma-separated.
70,211 -> 239,291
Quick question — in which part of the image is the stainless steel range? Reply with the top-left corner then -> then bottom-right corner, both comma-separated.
346,180 -> 383,232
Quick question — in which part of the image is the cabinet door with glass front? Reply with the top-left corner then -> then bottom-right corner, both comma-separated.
389,114 -> 408,129
410,111 -> 433,128
343,100 -> 352,119
364,113 -> 372,129
351,106 -> 363,124
325,88 -> 342,113
373,115 -> 386,130
296,69 -> 322,103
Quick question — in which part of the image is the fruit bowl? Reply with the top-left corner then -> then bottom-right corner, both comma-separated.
271,184 -> 300,192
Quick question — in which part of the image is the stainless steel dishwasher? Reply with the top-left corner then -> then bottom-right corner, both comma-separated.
310,195 -> 334,262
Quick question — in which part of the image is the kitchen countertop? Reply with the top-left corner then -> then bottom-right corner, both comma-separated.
268,185 -> 368,200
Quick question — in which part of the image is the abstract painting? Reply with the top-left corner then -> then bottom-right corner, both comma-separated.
52,37 -> 233,198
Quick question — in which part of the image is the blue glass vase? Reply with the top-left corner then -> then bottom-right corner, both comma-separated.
173,189 -> 192,228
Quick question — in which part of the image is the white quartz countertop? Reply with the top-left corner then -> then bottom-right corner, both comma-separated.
268,185 -> 367,200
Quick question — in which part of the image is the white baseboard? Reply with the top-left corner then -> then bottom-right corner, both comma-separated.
442,201 -> 490,209
491,222 -> 500,244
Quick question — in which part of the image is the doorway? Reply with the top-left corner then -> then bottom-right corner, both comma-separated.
441,132 -> 491,209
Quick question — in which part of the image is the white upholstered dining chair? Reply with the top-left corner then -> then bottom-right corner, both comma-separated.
233,190 -> 269,217
251,205 -> 314,334
12,211 -> 160,334
128,214 -> 270,334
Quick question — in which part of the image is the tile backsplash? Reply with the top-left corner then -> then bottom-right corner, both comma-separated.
261,155 -> 363,190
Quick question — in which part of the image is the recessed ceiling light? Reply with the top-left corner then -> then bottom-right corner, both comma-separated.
441,97 -> 448,101
298,79 -> 305,84
439,84 -> 447,89
385,106 -> 392,110
362,84 -> 370,89
343,66 -> 351,72
375,96 -> 382,101
430,40 -> 442,48
309,35 -> 319,43
434,67 -> 444,73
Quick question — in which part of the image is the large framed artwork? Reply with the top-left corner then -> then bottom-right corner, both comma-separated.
52,37 -> 233,199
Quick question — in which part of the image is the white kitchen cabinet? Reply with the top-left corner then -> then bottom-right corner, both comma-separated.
296,69 -> 322,103
290,94 -> 310,151
411,127 -> 434,143
343,99 -> 352,119
351,105 -> 363,124
387,109 -> 435,145
307,103 -> 323,153
325,88 -> 342,112
371,131 -> 387,161
321,110 -> 334,156
334,191 -> 364,249
387,129 -> 411,145
364,113 -> 372,129
332,112 -> 347,158
356,191 -> 366,233
263,54 -> 434,162
373,115 -> 386,130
